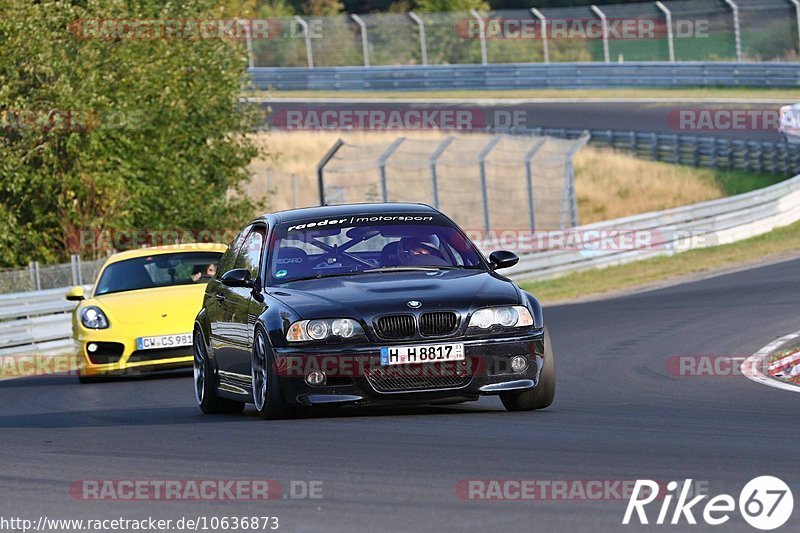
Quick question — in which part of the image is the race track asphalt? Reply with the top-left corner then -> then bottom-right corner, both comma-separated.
262,100 -> 786,142
2,257 -> 800,532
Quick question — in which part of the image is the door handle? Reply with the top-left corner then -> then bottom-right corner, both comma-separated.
215,292 -> 225,302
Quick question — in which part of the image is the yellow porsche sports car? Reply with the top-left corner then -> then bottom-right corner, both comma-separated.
67,243 -> 228,382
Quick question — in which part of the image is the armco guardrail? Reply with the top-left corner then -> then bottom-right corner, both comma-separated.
504,172 -> 800,281
248,62 -> 800,91
532,128 -> 800,175
0,287 -> 85,357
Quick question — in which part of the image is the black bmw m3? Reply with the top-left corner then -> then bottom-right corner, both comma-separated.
193,203 -> 555,419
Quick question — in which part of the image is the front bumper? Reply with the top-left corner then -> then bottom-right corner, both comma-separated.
74,330 -> 192,377
273,330 -> 545,407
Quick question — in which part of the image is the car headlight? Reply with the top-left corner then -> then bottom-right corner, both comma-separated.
468,306 -> 533,329
80,306 -> 109,329
286,318 -> 364,342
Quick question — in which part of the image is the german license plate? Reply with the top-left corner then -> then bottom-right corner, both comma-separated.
136,333 -> 192,351
380,343 -> 465,366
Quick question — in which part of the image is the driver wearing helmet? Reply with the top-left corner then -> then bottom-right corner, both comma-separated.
397,236 -> 449,267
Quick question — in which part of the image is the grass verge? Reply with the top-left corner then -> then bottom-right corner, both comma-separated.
251,87 -> 800,101
520,220 -> 800,304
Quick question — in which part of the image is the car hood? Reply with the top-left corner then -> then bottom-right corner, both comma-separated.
88,284 -> 207,326
266,269 -> 520,318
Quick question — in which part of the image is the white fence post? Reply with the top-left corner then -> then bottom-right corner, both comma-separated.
590,5 -> 610,63
351,14 -> 370,67
378,138 -> 405,202
563,132 -> 591,228
530,8 -> 549,64
655,1 -> 675,63
408,12 -> 428,66
723,0 -> 742,62
470,10 -> 488,65
237,19 -> 255,69
294,16 -> 314,68
790,0 -> 800,56
429,137 -> 455,209
524,138 -> 547,230
477,136 -> 503,231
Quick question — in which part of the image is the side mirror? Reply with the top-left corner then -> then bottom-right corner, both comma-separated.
489,250 -> 519,270
66,286 -> 85,301
220,268 -> 255,288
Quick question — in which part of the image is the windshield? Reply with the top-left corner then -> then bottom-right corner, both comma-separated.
267,214 -> 485,284
95,251 -> 223,296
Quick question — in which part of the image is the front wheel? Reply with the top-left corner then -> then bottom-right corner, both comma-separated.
252,328 -> 291,420
501,326 -> 556,411
194,329 -> 245,415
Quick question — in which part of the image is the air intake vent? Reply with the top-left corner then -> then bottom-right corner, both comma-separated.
420,312 -> 459,336
374,314 -> 416,339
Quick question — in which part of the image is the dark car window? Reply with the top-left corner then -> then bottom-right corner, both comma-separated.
217,226 -> 251,277
235,225 -> 266,280
267,214 -> 485,284
95,252 -> 223,296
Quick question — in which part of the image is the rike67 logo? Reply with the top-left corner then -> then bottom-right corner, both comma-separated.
623,477 -> 794,530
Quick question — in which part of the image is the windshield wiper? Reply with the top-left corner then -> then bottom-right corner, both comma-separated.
362,266 -> 459,273
278,271 -> 364,283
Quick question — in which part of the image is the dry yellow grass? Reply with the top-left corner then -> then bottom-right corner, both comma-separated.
573,147 -> 724,223
248,131 -> 728,223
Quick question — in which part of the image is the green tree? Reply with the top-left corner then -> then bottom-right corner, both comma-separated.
0,0 -> 263,266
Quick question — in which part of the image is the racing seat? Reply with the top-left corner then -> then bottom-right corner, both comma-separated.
114,265 -> 154,291
275,246 -> 311,279
380,241 -> 402,267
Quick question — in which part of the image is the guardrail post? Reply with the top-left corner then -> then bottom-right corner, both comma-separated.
470,10 -> 488,65
294,16 -> 314,68
70,255 -> 79,286
530,8 -> 549,64
408,12 -> 428,66
523,138 -> 547,230
650,132 -> 658,160
316,139 -> 345,205
378,137 -> 406,202
590,5 -> 610,63
29,261 -> 41,291
655,1 -> 675,62
351,14 -> 370,67
429,136 -> 454,209
723,0 -> 742,62
478,135 -> 503,231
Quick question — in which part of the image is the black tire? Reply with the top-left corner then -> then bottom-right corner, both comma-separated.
194,329 -> 245,415
501,326 -> 556,412
252,327 -> 291,420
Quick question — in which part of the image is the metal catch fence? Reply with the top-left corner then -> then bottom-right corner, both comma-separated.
315,133 -> 590,231
0,256 -> 104,295
250,0 -> 800,68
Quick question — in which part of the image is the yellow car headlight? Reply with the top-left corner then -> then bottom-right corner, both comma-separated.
81,306 -> 109,329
